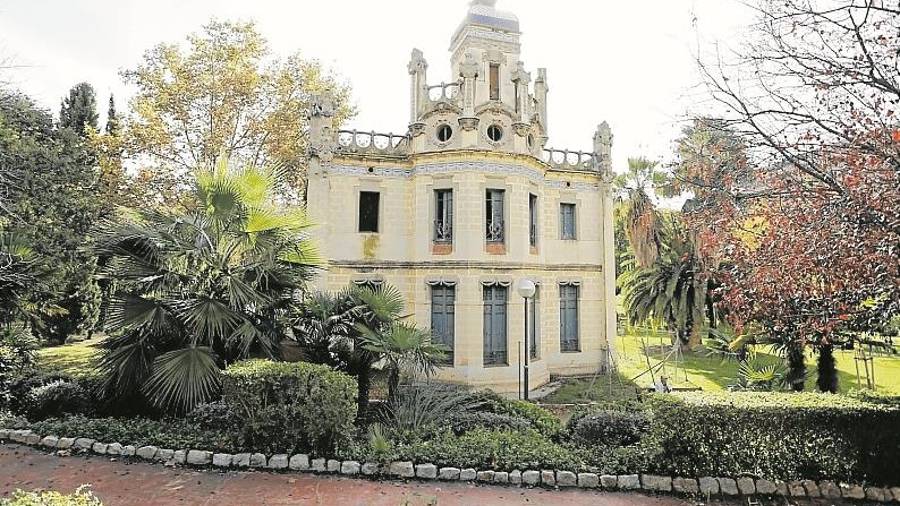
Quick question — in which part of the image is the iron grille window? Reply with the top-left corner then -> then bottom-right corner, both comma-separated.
486,189 -> 505,242
529,286 -> 540,360
560,203 -> 576,240
529,194 -> 538,247
358,191 -> 380,233
560,284 -> 580,352
434,189 -> 453,243
483,285 -> 508,365
431,285 -> 455,365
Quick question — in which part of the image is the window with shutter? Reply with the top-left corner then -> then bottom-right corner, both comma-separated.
483,285 -> 508,365
529,194 -> 538,247
431,285 -> 455,365
434,189 -> 453,243
560,203 -> 576,240
486,189 -> 505,242
559,284 -> 579,352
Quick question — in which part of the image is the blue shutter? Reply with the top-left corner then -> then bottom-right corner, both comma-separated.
560,285 -> 579,351
483,285 -> 508,365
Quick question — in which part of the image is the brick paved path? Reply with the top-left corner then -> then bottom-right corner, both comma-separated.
1,444 -> 700,506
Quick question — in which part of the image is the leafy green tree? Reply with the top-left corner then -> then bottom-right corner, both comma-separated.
59,82 -> 99,136
105,94 -> 119,135
0,90 -> 102,344
121,19 -> 354,199
95,158 -> 320,413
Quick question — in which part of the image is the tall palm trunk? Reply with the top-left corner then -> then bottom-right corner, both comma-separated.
816,344 -> 838,393
786,343 -> 807,391
356,368 -> 371,419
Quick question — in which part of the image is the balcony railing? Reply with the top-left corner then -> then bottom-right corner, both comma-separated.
434,220 -> 453,243
486,219 -> 505,242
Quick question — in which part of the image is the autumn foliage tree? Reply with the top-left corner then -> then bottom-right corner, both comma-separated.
679,0 -> 900,391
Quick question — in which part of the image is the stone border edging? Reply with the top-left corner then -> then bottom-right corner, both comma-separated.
2,428 -> 898,503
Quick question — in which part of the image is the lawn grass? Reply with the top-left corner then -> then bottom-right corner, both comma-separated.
543,327 -> 900,404
34,335 -> 103,377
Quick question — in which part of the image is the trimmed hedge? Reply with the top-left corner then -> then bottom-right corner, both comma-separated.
645,392 -> 900,485
222,360 -> 357,454
567,409 -> 649,447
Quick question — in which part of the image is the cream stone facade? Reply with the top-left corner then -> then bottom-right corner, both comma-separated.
306,0 -> 617,395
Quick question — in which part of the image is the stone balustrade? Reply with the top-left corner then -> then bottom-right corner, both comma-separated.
335,130 -> 409,157
542,148 -> 598,172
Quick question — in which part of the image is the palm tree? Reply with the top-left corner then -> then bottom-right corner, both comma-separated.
618,216 -> 708,348
95,158 -> 320,413
614,157 -> 670,268
291,284 -> 445,414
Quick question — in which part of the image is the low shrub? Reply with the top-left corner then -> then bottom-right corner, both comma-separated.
448,411 -> 531,435
29,415 -> 240,452
463,390 -> 562,437
567,409 -> 649,447
185,401 -> 240,432
222,360 -> 357,455
1,486 -> 103,506
399,428 -> 583,471
0,326 -> 38,411
646,392 -> 900,485
24,379 -> 95,421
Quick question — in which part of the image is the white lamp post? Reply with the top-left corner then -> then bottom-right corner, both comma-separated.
517,278 -> 536,400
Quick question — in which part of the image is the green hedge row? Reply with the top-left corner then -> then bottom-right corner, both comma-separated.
645,392 -> 900,485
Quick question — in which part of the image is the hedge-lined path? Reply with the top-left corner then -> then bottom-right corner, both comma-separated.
2,444 -> 715,506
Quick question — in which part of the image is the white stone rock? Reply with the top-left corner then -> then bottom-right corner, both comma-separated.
540,470 -> 556,487
105,442 -> 122,455
888,487 -> 900,503
326,459 -> 341,473
802,479 -> 820,498
698,477 -> 719,495
0,429 -> 9,439
642,475 -> 672,492
136,446 -> 158,460
600,475 -> 618,489
477,470 -> 495,482
719,478 -> 739,496
311,458 -> 327,472
73,438 -> 95,451
250,453 -> 267,467
493,472 -> 509,484
170,450 -> 187,465
361,463 -> 380,476
509,470 -> 522,485
155,449 -> 174,462
268,454 -> 289,470
557,471 -> 576,487
122,445 -> 136,457
787,481 -> 806,497
289,454 -> 310,471
56,437 -> 75,449
40,436 -> 59,449
842,484 -> 865,500
755,479 -> 777,495
390,461 -> 414,478
775,480 -> 788,496
736,477 -> 755,495
438,467 -> 460,480
340,461 -> 361,475
577,473 -> 599,488
866,487 -> 888,502
415,463 -> 437,479
212,453 -> 233,467
460,468 -> 477,481
232,453 -> 251,468
618,474 -> 640,490
522,470 -> 540,486
672,477 -> 699,494
818,480 -> 841,498
186,450 -> 212,465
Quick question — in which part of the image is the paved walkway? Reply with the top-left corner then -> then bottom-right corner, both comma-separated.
1,444 -> 698,506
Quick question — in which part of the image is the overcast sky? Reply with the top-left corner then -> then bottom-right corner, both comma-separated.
0,0 -> 755,171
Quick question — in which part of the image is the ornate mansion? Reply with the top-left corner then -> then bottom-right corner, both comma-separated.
306,0 -> 617,395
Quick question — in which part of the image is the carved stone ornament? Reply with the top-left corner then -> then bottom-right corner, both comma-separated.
310,142 -> 334,162
408,48 -> 428,75
459,116 -> 480,131
460,52 -> 479,80
512,121 -> 531,137
409,122 -> 427,137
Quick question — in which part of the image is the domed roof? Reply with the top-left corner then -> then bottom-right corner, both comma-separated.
457,0 -> 520,34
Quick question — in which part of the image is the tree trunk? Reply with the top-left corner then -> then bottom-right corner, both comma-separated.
786,344 -> 807,392
387,368 -> 400,402
816,344 -> 838,393
356,368 -> 371,420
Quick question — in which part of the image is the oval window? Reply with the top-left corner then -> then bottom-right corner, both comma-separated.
436,124 -> 453,143
487,124 -> 503,142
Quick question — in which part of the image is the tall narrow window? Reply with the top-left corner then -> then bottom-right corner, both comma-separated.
486,189 -> 505,242
529,286 -> 540,360
529,194 -> 539,247
560,284 -> 579,352
431,285 -> 455,365
434,189 -> 453,243
560,203 -> 577,240
358,191 -> 380,233
483,285 -> 508,365
489,63 -> 500,101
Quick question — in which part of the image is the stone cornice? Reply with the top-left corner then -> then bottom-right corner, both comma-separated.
327,260 -> 603,272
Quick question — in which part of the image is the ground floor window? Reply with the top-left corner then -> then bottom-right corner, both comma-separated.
431,284 -> 455,364
560,284 -> 579,352
483,285 -> 508,365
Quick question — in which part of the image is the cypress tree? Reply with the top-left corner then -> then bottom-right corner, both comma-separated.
105,94 -> 119,135
59,82 -> 99,136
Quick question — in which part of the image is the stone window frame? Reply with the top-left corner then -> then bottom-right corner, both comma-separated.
557,193 -> 582,242
558,280 -> 582,353
428,280 -> 457,368
427,179 -> 458,254
481,279 -> 511,367
354,180 -> 385,235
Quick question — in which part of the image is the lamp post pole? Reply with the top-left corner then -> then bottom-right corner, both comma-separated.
517,279 -> 536,402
